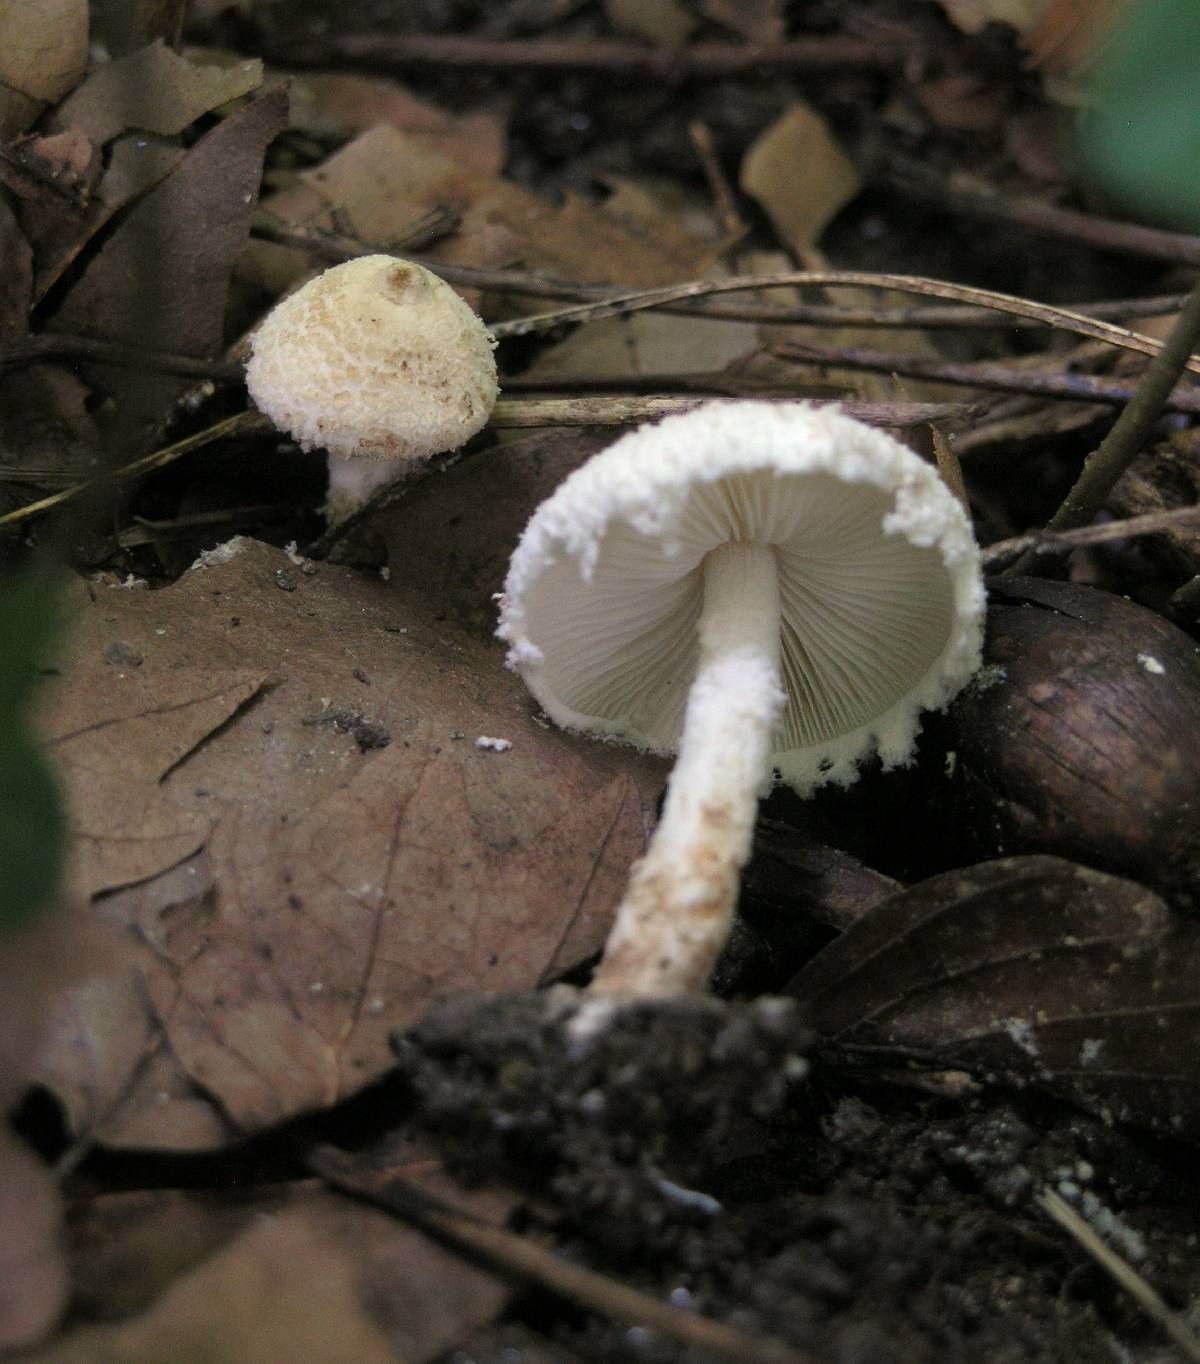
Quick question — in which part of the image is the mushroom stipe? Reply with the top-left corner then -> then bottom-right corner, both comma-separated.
499,401 -> 985,999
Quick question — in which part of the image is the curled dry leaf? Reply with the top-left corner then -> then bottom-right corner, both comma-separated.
0,0 -> 88,138
790,855 -> 1200,1138
33,541 -> 661,1150
53,41 -> 264,147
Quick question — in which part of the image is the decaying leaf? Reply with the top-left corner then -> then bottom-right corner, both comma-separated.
51,84 -> 286,360
244,119 -> 713,309
739,103 -> 862,255
34,540 -> 662,1149
604,0 -> 695,46
701,0 -> 785,41
46,84 -> 286,445
53,41 -> 264,147
57,1150 -> 512,1360
283,71 -> 507,176
935,0 -> 1052,35
19,1211 -> 399,1364
44,668 -> 266,899
791,855 -> 1200,1137
0,0 -> 88,138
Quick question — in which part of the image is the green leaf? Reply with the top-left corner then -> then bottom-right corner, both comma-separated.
1078,0 -> 1200,230
0,580 -> 66,932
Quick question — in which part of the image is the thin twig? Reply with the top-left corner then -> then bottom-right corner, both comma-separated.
884,155 -> 1200,267
0,333 -> 243,380
303,394 -> 967,559
487,272 -> 1200,375
307,1143 -> 818,1364
1038,1188 -> 1200,1363
982,506 -> 1200,570
770,338 -> 1200,411
488,394 -> 972,428
0,411 -> 266,529
249,223 -> 1187,331
689,121 -> 747,243
1010,276 -> 1200,572
267,31 -> 900,76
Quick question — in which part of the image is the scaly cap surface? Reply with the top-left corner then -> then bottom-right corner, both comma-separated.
245,254 -> 498,462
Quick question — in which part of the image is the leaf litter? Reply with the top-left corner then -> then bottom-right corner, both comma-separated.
5,1 -> 1200,1359
33,539 -> 660,1149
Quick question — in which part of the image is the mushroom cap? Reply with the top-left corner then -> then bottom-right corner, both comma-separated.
245,255 -> 498,462
499,401 -> 985,795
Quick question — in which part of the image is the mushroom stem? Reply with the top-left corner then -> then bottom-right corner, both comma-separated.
324,454 -> 403,524
589,540 -> 786,997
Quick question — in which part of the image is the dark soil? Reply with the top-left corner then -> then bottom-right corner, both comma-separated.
392,989 -> 1200,1363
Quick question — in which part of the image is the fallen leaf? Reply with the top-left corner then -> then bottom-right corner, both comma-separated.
244,122 -> 713,309
62,1152 -> 512,1358
0,0 -> 88,139
43,668 -> 266,898
19,1210 -> 399,1364
739,103 -> 862,255
604,0 -> 695,46
936,0 -> 1052,35
54,41 -> 264,147
47,84 -> 287,443
790,855 -> 1200,1137
283,70 -> 507,176
701,0 -> 785,41
34,540 -> 661,1148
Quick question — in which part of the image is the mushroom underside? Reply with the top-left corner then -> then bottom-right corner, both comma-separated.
517,471 -> 960,790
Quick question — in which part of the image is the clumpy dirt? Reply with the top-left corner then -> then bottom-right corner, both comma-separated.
392,990 -> 1200,1363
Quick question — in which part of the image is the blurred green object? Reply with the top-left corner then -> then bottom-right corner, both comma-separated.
1078,0 -> 1200,230
0,580 -> 66,932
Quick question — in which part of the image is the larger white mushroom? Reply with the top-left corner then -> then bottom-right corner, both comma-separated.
245,255 -> 498,522
499,401 -> 984,998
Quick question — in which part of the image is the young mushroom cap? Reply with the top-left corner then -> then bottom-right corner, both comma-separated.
245,254 -> 498,517
499,401 -> 984,999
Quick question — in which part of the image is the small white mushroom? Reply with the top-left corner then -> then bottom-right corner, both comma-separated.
245,255 -> 498,522
499,401 -> 985,998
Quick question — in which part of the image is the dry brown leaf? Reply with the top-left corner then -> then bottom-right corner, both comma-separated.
43,667 -> 266,899
46,85 -> 286,444
791,855 -> 1200,1137
18,1210 -> 399,1364
34,540 -> 661,1149
54,41 -> 263,147
0,0 -> 88,139
284,71 -> 506,176
701,0 -> 785,41
63,1158 -> 512,1358
51,84 -> 287,357
740,103 -> 862,256
244,123 -> 712,309
604,0 -> 695,46
521,310 -> 759,386
379,429 -> 612,639
936,0 -> 1052,34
